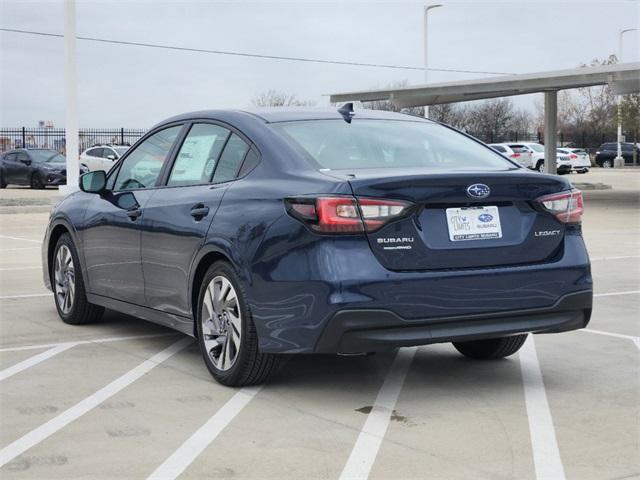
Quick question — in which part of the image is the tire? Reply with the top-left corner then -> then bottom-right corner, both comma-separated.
0,171 -> 6,188
52,233 -> 104,325
453,334 -> 528,360
30,173 -> 45,189
196,261 -> 281,386
535,160 -> 544,172
601,159 -> 613,168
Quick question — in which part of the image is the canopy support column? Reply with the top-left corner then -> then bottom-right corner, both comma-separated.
543,90 -> 557,175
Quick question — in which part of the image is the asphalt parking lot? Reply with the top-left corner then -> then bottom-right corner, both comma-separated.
0,169 -> 638,480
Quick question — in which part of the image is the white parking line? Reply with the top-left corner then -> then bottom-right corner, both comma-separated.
594,290 -> 640,297
147,385 -> 262,480
0,266 -> 41,271
0,337 -> 192,467
0,333 -> 177,352
590,255 -> 640,261
581,329 -> 640,350
519,337 -> 566,480
0,343 -> 75,381
0,247 -> 40,251
0,293 -> 52,300
339,347 -> 417,480
0,235 -> 42,244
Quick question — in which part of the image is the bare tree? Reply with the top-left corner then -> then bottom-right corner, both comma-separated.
251,90 -> 316,107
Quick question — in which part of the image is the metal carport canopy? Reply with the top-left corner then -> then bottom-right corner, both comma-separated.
329,62 -> 640,174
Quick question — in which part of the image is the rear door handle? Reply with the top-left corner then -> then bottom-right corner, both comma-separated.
190,204 -> 209,219
126,208 -> 142,220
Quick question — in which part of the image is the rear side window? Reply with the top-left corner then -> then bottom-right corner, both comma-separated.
509,145 -> 528,153
275,120 -> 516,171
168,123 -> 230,187
491,145 -> 507,153
212,134 -> 249,183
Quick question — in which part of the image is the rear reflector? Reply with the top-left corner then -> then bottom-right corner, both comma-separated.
537,189 -> 584,223
286,196 -> 412,233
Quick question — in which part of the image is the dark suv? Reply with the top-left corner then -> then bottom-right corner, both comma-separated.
595,142 -> 638,168
0,149 -> 88,188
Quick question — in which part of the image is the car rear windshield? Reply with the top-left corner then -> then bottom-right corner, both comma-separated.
274,119 -> 517,171
527,144 -> 544,152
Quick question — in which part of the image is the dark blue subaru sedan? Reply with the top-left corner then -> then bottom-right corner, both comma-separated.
42,107 -> 592,386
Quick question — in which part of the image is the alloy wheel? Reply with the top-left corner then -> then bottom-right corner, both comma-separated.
54,244 -> 75,314
201,275 -> 242,371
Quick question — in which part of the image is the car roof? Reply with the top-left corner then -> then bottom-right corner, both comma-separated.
158,107 -> 432,127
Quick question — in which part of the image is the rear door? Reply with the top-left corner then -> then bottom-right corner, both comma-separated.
3,153 -> 22,183
14,151 -> 32,183
141,122 -> 255,317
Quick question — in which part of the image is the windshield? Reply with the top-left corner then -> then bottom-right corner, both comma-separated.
527,144 -> 544,152
113,147 -> 129,156
29,150 -> 65,163
274,120 -> 517,171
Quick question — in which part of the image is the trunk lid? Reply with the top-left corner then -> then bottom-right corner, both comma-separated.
337,168 -> 571,270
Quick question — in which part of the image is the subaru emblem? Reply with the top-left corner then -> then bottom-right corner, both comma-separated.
467,184 -> 490,199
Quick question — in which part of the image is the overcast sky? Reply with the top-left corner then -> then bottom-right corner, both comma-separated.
1,0 -> 638,127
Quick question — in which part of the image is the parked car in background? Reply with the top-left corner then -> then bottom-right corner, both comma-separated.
488,143 -> 533,169
557,148 -> 590,173
519,143 -> 545,169
42,108 -> 592,386
0,148 -> 88,189
81,145 -> 130,172
595,142 -> 638,168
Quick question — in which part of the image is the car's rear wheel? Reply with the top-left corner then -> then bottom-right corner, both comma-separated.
0,171 -> 6,188
53,233 -> 104,325
453,334 -> 528,359
535,160 -> 544,172
196,261 -> 281,386
601,159 -> 613,168
30,173 -> 45,189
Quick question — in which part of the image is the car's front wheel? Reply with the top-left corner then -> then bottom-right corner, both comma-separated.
601,159 -> 613,168
453,334 -> 528,359
0,171 -> 6,188
30,173 -> 45,189
53,233 -> 104,324
196,261 -> 281,386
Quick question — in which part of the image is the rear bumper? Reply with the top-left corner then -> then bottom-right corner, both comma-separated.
315,290 -> 592,354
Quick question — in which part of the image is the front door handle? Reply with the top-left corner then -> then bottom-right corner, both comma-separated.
126,208 -> 142,220
190,204 -> 209,220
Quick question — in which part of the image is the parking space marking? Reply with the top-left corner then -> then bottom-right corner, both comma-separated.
590,255 -> 640,261
519,337 -> 565,480
147,385 -> 262,480
0,235 -> 42,244
0,333 -> 177,353
594,290 -> 640,297
0,266 -> 41,271
0,293 -> 52,300
339,347 -> 417,480
0,343 -> 76,381
582,329 -> 640,350
0,337 -> 192,467
0,247 -> 40,251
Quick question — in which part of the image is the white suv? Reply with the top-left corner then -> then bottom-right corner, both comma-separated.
80,145 -> 129,172
557,148 -> 590,173
488,144 -> 534,169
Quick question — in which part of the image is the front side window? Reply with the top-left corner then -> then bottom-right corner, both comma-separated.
113,126 -> 181,190
167,123 -> 229,187
275,120 -> 517,171
212,134 -> 250,183
87,148 -> 103,157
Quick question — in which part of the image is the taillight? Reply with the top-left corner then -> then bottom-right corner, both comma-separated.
569,154 -> 578,159
510,153 -> 521,158
537,189 -> 584,223
285,196 -> 412,233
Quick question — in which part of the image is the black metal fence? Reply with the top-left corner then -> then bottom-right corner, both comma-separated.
0,128 -> 147,154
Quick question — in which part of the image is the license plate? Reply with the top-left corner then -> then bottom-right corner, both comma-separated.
445,206 -> 502,241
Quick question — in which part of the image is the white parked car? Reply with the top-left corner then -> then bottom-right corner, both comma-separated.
80,145 -> 129,172
518,143 -> 546,170
557,148 -> 590,173
488,143 -> 534,169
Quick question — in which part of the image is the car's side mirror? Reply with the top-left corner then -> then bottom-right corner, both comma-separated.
106,154 -> 117,161
80,170 -> 107,193
21,159 -> 32,166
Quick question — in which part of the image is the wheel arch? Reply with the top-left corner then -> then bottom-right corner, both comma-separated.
189,243 -> 248,337
46,218 -> 81,284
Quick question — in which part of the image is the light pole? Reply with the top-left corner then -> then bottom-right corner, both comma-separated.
614,27 -> 638,167
62,0 -> 79,195
423,4 -> 442,118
